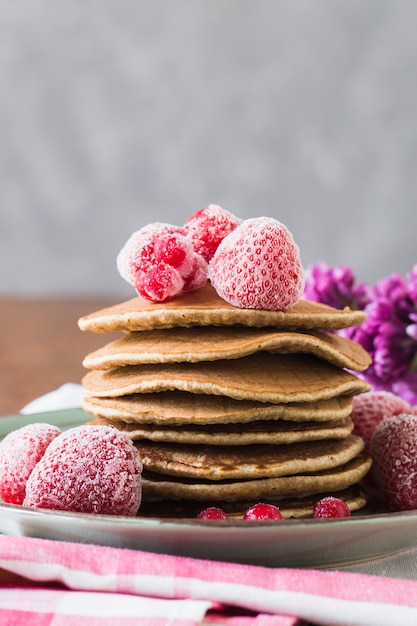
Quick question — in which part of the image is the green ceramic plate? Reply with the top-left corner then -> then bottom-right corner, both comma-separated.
0,409 -> 415,569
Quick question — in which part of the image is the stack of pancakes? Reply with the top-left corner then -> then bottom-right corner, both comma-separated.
79,283 -> 372,519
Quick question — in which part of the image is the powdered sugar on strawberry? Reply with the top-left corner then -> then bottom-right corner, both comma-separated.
370,413 -> 417,511
208,217 -> 305,310
23,425 -> 143,516
351,391 -> 412,452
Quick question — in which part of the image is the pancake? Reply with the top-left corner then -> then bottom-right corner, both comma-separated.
135,434 -> 364,480
88,415 -> 354,445
78,282 -> 366,333
82,326 -> 371,371
82,393 -> 355,425
82,353 -> 371,402
141,455 -> 372,501
137,486 -> 367,519
78,274 -> 372,518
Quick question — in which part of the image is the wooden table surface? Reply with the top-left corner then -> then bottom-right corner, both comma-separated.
0,296 -> 120,416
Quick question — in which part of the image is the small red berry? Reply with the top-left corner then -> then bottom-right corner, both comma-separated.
135,262 -> 184,302
243,502 -> 283,520
153,233 -> 195,278
117,221 -> 209,301
313,497 -> 351,519
197,507 -> 228,520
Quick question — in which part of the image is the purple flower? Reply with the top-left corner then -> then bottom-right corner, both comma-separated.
303,262 -> 371,311
303,262 -> 417,406
407,313 -> 417,341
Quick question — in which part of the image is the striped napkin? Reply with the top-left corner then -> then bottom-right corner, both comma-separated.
1,535 -> 417,625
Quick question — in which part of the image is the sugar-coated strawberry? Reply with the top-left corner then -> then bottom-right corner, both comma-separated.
23,425 -> 143,516
313,496 -> 351,518
208,217 -> 305,310
370,413 -> 417,511
351,391 -> 412,452
184,205 -> 243,262
243,502 -> 283,520
197,507 -> 228,520
117,222 -> 185,287
0,423 -> 62,505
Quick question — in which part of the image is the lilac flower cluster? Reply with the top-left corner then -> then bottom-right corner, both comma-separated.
303,262 -> 417,406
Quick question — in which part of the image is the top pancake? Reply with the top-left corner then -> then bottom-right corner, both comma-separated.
82,326 -> 371,371
78,283 -> 366,333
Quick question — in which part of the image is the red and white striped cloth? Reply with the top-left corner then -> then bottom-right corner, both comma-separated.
1,535 -> 417,625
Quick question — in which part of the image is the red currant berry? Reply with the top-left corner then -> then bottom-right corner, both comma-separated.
313,497 -> 351,519
153,234 -> 196,278
197,507 -> 228,520
243,503 -> 283,521
154,235 -> 187,267
135,262 -> 184,302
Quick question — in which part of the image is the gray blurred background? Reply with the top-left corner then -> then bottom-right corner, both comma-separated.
1,0 -> 416,297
